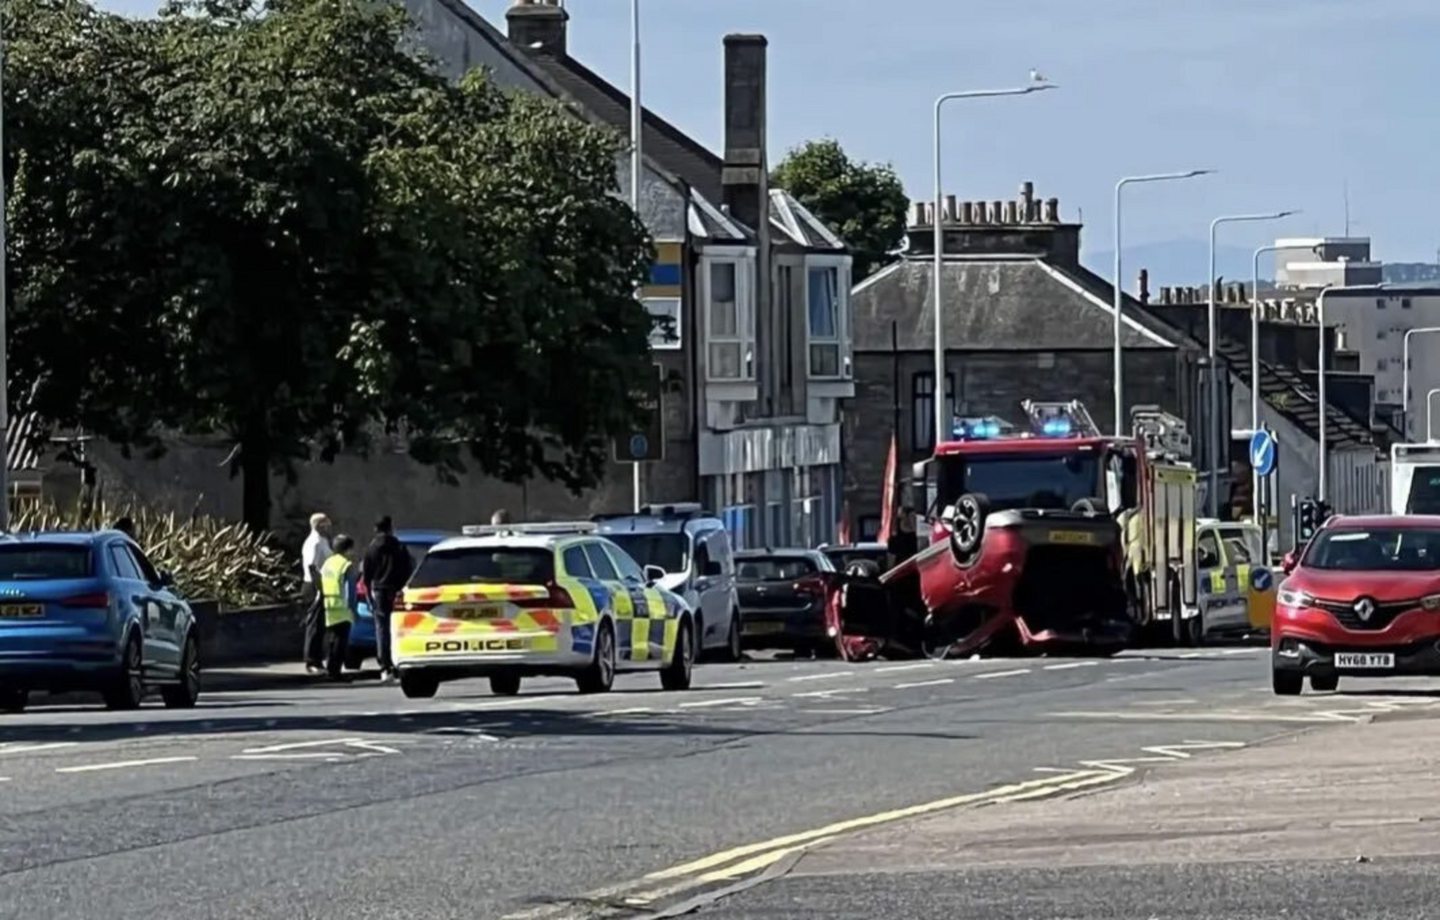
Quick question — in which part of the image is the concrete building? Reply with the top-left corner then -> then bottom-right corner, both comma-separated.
83,0 -> 853,548
1318,285 -> 1440,440
1273,236 -> 1383,289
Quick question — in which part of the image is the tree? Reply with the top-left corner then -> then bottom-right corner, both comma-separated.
771,139 -> 909,281
4,0 -> 654,532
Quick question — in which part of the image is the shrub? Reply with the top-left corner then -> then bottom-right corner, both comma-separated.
10,498 -> 298,609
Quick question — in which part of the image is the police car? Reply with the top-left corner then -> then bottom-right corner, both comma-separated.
390,522 -> 696,699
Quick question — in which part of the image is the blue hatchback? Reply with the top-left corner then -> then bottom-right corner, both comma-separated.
347,529 -> 452,669
0,531 -> 200,713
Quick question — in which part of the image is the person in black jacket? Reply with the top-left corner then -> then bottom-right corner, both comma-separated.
361,515 -> 414,683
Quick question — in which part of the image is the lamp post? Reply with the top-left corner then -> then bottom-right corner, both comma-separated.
1111,170 -> 1213,436
1249,244 -> 1279,531
629,0 -> 642,512
1317,283 -> 1388,502
931,76 -> 1056,446
1401,326 -> 1440,441
0,12 -> 8,530
1205,210 -> 1297,516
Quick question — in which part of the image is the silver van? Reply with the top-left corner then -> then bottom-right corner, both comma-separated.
595,504 -> 741,660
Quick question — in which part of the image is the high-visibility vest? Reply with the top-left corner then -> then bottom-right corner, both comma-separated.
320,554 -> 355,627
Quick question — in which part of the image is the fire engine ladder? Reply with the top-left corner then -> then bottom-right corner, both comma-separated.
1130,405 -> 1193,462
1020,399 -> 1101,437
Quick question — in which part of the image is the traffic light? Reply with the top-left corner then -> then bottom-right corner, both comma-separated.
1297,499 -> 1318,541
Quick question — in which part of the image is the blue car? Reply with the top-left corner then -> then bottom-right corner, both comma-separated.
347,529 -> 452,670
0,530 -> 200,714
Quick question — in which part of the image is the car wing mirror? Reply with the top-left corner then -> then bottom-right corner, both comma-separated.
1280,551 -> 1297,575
158,569 -> 176,588
643,564 -> 666,585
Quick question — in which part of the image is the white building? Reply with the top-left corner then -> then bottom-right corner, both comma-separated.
1320,286 -> 1440,440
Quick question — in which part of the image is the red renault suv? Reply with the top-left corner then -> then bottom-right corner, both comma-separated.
1272,515 -> 1440,695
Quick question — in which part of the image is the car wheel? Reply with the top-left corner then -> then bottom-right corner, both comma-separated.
103,634 -> 146,710
1310,673 -> 1339,692
1185,607 -> 1205,647
399,670 -> 439,699
576,622 -> 616,694
1272,669 -> 1303,696
0,688 -> 27,714
343,649 -> 366,671
489,674 -> 522,696
160,635 -> 201,709
717,610 -> 742,662
948,492 -> 990,562
660,620 -> 694,691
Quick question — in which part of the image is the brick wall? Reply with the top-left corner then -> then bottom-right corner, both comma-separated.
843,348 -> 1188,524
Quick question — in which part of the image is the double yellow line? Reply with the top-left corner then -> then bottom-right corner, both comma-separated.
505,767 -> 1128,919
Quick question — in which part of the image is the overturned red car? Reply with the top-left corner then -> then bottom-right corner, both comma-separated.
838,401 -> 1133,660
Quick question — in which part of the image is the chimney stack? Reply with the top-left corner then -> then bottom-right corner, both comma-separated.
721,34 -> 768,233
1020,181 -> 1035,221
506,0 -> 568,56
1138,269 -> 1150,304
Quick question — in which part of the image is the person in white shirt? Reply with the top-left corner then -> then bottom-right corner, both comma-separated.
300,512 -> 333,674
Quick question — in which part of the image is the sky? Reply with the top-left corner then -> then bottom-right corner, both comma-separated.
102,0 -> 1440,278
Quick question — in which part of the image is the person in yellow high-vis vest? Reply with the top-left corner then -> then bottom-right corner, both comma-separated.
318,534 -> 359,680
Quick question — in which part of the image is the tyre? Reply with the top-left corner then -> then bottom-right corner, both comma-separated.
0,688 -> 27,714
399,670 -> 439,699
1310,673 -> 1339,693
343,649 -> 366,671
948,492 -> 991,561
1168,576 -> 1187,647
160,635 -> 201,709
576,622 -> 616,694
489,674 -> 522,696
1272,669 -> 1303,696
1185,607 -> 1205,646
717,609 -> 742,663
103,633 -> 146,711
1071,496 -> 1106,514
660,619 -> 694,691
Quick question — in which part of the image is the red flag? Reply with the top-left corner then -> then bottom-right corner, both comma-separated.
877,431 -> 898,543
837,503 -> 852,545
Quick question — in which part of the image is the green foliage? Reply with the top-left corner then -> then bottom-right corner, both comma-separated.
4,0 -> 654,532
10,498 -> 298,608
771,138 -> 910,280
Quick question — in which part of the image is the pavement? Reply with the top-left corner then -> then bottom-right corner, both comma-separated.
1,647 -> 1437,919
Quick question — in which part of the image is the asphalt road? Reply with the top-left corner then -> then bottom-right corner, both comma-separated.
1,647 -> 1433,919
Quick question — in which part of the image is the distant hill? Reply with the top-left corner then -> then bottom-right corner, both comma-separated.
1083,240 -> 1264,292
1384,262 -> 1440,283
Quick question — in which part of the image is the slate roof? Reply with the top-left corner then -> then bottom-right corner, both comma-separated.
850,256 -> 1173,353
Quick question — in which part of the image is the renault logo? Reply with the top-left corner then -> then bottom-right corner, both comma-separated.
1354,597 -> 1376,622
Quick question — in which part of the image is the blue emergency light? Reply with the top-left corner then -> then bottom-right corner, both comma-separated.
952,417 -> 1004,440
1041,417 -> 1072,436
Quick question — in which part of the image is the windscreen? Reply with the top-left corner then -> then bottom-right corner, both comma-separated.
1405,466 -> 1440,514
408,547 -> 554,587
0,545 -> 93,580
1302,528 -> 1440,571
937,452 -> 1100,512
823,548 -> 886,570
604,533 -> 688,574
736,557 -> 818,581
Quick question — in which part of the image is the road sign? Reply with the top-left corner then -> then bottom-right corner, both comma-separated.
612,366 -> 665,463
1249,429 -> 1277,477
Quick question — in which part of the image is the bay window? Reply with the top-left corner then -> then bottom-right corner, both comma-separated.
806,262 -> 848,379
706,257 -> 755,381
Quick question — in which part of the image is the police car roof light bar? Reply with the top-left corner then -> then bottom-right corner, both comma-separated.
461,522 -> 599,537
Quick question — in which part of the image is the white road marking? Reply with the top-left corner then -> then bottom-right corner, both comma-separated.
1179,652 -> 1203,659
678,697 -> 762,709
0,742 -> 79,756
1220,647 -> 1262,655
242,737 -> 365,754
798,707 -> 893,715
598,707 -> 655,716
974,668 -> 1031,680
894,678 -> 954,690
1043,662 -> 1097,671
0,777 -> 9,782
232,752 -> 346,761
787,672 -> 855,683
697,681 -> 766,691
875,663 -> 936,674
792,686 -> 867,698
56,756 -> 197,774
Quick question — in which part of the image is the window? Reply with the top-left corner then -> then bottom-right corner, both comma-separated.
562,545 -> 594,579
935,452 -> 1100,514
778,266 -> 795,392
603,533 -> 688,574
1303,527 -> 1440,571
735,555 -> 818,581
410,548 -> 553,587
1197,532 -> 1221,569
605,543 -> 646,583
1216,528 -> 1258,564
644,298 -> 682,350
0,544 -> 93,580
707,260 -> 754,380
583,542 -> 621,581
911,372 -> 956,450
129,546 -> 161,584
807,265 -> 842,378
109,545 -> 143,581
693,538 -> 711,576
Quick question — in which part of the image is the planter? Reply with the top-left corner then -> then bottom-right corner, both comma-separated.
195,601 -> 304,666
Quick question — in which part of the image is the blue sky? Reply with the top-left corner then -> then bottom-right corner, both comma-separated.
101,0 -> 1440,276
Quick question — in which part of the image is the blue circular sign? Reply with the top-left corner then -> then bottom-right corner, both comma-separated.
1249,429 -> 1277,477
628,434 -> 649,460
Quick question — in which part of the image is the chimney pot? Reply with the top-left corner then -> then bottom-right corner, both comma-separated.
911,201 -> 926,226
959,201 -> 973,224
1138,269 -> 1150,304
990,200 -> 1004,224
1002,201 -> 1017,224
1020,181 -> 1035,221
943,194 -> 957,222
506,0 -> 568,55
970,201 -> 986,225
1043,198 -> 1060,223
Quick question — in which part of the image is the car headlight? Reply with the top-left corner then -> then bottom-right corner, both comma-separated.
1422,594 -> 1440,611
1277,587 -> 1313,608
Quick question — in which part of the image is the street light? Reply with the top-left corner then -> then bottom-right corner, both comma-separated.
1205,210 -> 1297,516
1111,170 -> 1214,435
1402,326 -> 1440,441
1249,244 -> 1279,531
629,0 -> 642,512
0,13 -> 9,531
1317,282 -> 1389,502
931,76 -> 1056,446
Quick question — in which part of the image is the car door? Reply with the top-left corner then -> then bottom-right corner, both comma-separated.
691,529 -> 728,645
559,542 -> 605,660
106,542 -> 167,677
126,544 -> 182,675
603,542 -> 668,665
582,541 -> 642,665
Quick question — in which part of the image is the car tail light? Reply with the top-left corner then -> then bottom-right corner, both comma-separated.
400,598 -> 437,613
516,583 -> 576,609
59,591 -> 110,609
793,575 -> 827,597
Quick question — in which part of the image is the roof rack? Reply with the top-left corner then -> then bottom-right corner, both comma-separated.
461,522 -> 597,538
